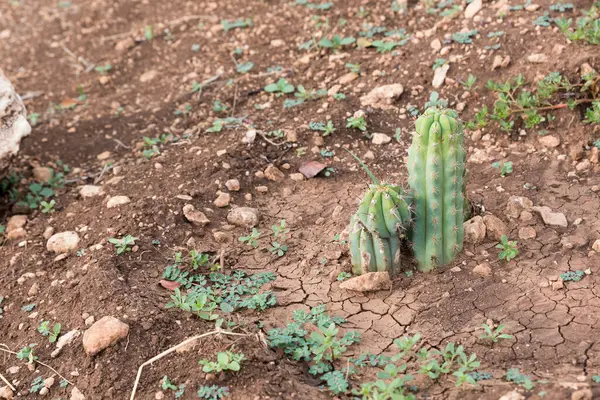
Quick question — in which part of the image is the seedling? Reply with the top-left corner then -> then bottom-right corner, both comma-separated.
144,25 -> 153,40
30,376 -> 45,393
271,219 -> 289,240
221,18 -> 252,32
295,85 -> 327,101
197,385 -> 230,400
239,228 -> 261,248
174,104 -> 192,117
28,112 -> 41,126
318,35 -> 355,51
16,344 -> 37,363
492,161 -> 513,176
40,199 -> 56,213
264,78 -> 295,95
269,242 -> 288,257
337,272 -> 351,281
432,58 -> 447,70
236,61 -> 254,74
21,303 -> 36,312
94,64 -> 112,75
161,376 -> 177,391
554,2 -> 600,44
333,93 -> 346,101
496,235 -> 518,261
480,323 -> 513,343
371,39 -> 403,53
199,351 -> 246,373
345,63 -> 361,74
213,100 -> 228,113
452,30 -> 478,44
560,270 -> 585,282
108,234 -> 137,255
461,74 -> 477,91
346,115 -> 367,131
190,250 -> 210,269
37,321 -> 61,343
309,121 -> 336,136
506,368 -> 535,390
166,289 -> 218,320
320,149 -> 335,158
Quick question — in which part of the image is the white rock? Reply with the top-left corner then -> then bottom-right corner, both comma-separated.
532,206 -> 567,227
0,385 -> 13,400
107,195 -> 131,208
499,391 -> 525,400
464,0 -> 482,18
52,329 -> 81,358
79,185 -> 104,198
527,53 -> 548,63
82,316 -> 129,356
371,133 -> 392,145
47,231 -> 80,253
225,179 -> 240,191
140,69 -> 158,83
592,239 -> 600,252
242,130 -> 256,144
430,38 -> 442,51
360,84 -> 404,109
0,69 -> 31,176
182,204 -> 210,227
70,387 -> 85,400
432,64 -> 449,88
227,207 -> 260,228
538,135 -> 560,148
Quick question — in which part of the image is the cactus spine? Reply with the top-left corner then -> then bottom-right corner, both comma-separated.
407,107 -> 466,272
347,151 -> 411,276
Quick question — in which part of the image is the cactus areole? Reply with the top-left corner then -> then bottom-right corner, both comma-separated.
407,107 -> 466,272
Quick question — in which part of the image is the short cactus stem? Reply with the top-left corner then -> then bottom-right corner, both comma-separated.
407,107 -> 466,272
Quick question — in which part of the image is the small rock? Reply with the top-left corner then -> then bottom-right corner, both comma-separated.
0,386 -> 13,400
525,3 -> 540,11
553,44 -> 565,54
52,329 -> 81,358
227,207 -> 260,228
560,232 -> 588,249
28,282 -> 39,296
79,185 -> 104,198
106,196 -> 131,208
432,64 -> 449,88
576,159 -> 591,172
592,239 -> 600,252
371,133 -> 391,145
571,389 -> 593,400
7,367 -> 19,375
225,179 -> 240,191
182,204 -> 210,227
47,231 -> 80,253
270,39 -> 285,47
520,211 -> 533,222
32,167 -> 53,183
6,215 -> 27,239
96,151 -> 111,161
450,266 -> 462,273
464,0 -> 482,18
499,391 -> 525,400
264,165 -> 285,181
82,316 -> 129,356
533,206 -> 567,227
242,130 -> 256,144
70,387 -> 85,400
430,38 -> 441,51
339,272 -> 391,292
518,227 -> 536,240
338,72 -> 358,84
290,173 -> 305,182
464,216 -> 486,244
214,192 -> 231,208
43,226 -> 55,240
473,262 -> 492,277
115,37 -> 135,53
360,84 -> 404,109
552,280 -> 564,291
527,54 -> 548,63
506,196 -> 533,219
538,135 -> 560,148
140,69 -> 158,83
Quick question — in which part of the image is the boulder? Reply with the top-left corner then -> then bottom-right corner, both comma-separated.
0,69 -> 32,177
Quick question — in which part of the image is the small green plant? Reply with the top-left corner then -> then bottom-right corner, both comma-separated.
346,115 -> 367,131
345,63 -> 361,74
333,93 -> 346,101
492,161 -> 513,176
554,2 -> 600,44
496,235 -> 518,261
108,234 -> 137,255
452,30 -> 478,44
295,85 -> 327,101
461,73 -> 477,91
199,351 -> 246,373
94,64 -> 112,75
271,219 -> 290,240
213,100 -> 228,113
560,270 -> 585,282
239,228 -> 261,248
318,35 -> 356,51
29,376 -> 45,393
236,61 -> 254,74
592,375 -> 600,383
480,323 -> 513,343
506,368 -> 535,390
174,104 -> 192,117
337,271 -> 351,281
584,100 -> 600,124
16,344 -> 37,363
221,18 -> 252,32
28,112 -> 41,126
161,376 -> 177,391
21,303 -> 36,312
197,385 -> 230,400
309,120 -> 336,136
144,25 -> 153,40
264,78 -> 295,95
37,321 -> 61,343
432,58 -> 447,70
40,199 -> 56,213
269,241 -> 288,257
166,289 -> 218,320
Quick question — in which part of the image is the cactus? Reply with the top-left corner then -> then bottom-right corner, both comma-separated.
347,151 -> 411,276
407,107 -> 466,272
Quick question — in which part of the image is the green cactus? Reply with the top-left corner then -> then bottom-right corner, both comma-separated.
347,151 -> 411,276
407,107 -> 466,272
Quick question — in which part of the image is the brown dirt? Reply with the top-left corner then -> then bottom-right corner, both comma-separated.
2,0 -> 600,399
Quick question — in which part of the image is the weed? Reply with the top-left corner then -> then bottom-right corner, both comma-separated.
560,270 -> 585,282
271,220 -> 290,240
424,91 -> 448,109
319,35 -> 355,51
584,100 -> 600,124
295,85 -> 327,101
333,93 -> 346,101
269,242 -> 288,257
206,117 -> 244,133
432,58 -> 447,70
480,323 -> 513,343
506,368 -> 535,390
469,371 -> 493,381
213,100 -> 228,113
346,115 -> 367,131
199,351 -> 246,373
371,39 -> 404,53
16,344 -> 37,363
108,234 -> 137,255
461,73 -> 477,91
264,78 -> 295,95
309,121 -> 336,136
345,63 -> 361,74
534,12 -> 552,26
167,289 -> 218,320
94,64 -> 112,75
144,25 -> 153,40
197,385 -> 230,400
554,2 -> 600,44
452,30 -> 478,44
21,303 -> 36,312
37,321 -> 61,343
320,149 -> 335,158
236,61 -> 254,74
496,235 -> 518,261
337,271 -> 351,281
161,376 -> 177,391
465,106 -> 488,130
28,112 -> 41,126
239,228 -> 261,248
592,375 -> 600,383
492,161 -> 513,176
30,376 -> 45,393
174,104 -> 192,117
40,199 -> 56,213
221,18 -> 253,32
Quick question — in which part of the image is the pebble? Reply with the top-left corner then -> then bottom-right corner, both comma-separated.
264,165 -> 285,181
32,166 -> 53,182
538,135 -> 560,148
473,262 -> 492,277
182,204 -> 210,227
360,84 -> 404,108
226,207 -> 260,228
527,53 -> 548,63
96,151 -> 111,161
464,0 -> 482,18
79,185 -> 104,198
28,282 -> 40,296
518,226 -> 537,240
213,192 -> 231,208
464,216 -> 486,244
532,206 -> 567,227
592,239 -> 600,252
70,387 -> 85,400
432,64 -> 449,88
106,196 -> 131,208
140,69 -> 159,83
225,179 -> 240,191
371,133 -> 391,145
47,231 -> 80,253
82,316 -> 129,356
